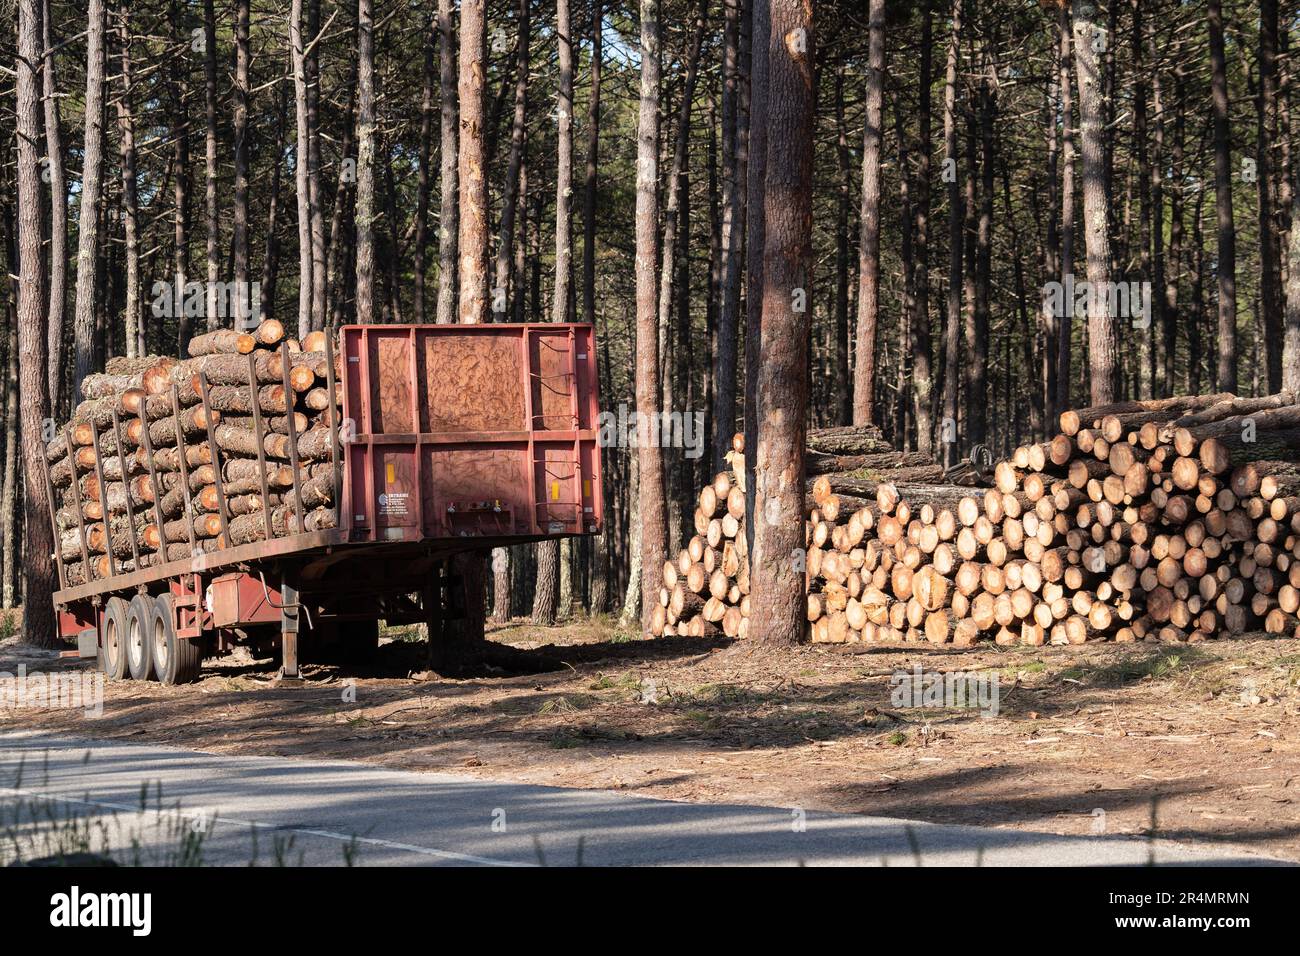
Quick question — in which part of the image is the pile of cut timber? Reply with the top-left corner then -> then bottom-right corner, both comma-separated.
44,322 -> 343,586
659,392 -> 1300,645
654,423 -> 947,639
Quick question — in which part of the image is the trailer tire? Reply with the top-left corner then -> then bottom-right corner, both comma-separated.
101,597 -> 130,681
126,594 -> 155,681
151,594 -> 202,686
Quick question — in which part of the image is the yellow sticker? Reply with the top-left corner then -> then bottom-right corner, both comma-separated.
583,479 -> 592,498
551,481 -> 560,501
386,463 -> 396,484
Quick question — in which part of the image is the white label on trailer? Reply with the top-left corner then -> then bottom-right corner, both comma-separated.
548,521 -> 565,534
378,492 -> 409,516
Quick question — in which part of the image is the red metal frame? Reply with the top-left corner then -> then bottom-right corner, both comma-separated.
339,322 -> 603,543
46,323 -> 603,645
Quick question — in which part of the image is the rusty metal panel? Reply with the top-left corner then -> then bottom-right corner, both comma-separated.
210,572 -> 281,628
341,323 -> 603,542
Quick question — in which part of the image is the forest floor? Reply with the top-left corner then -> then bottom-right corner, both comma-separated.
3,616 -> 1299,861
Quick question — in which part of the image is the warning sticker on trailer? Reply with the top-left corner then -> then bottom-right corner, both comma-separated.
378,492 -> 409,517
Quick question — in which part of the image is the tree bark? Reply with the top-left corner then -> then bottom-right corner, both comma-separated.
941,0 -> 963,468
436,0 -> 458,325
1073,0 -> 1117,404
750,0 -> 814,648
291,0 -> 314,339
493,0 -> 530,319
457,0 -> 489,325
41,0 -> 66,412
72,0 -> 107,401
852,0 -> 884,427
232,0 -> 250,313
1056,2 -> 1074,412
742,0 -> 770,547
711,0 -> 742,474
16,0 -> 57,645
200,0 -> 218,351
355,0 -> 377,322
1260,0 -> 1282,392
115,4 -> 141,359
582,1 -> 602,326
634,0 -> 667,632
911,7 -> 934,455
1209,0 -> 1237,392
551,0 -> 574,323
306,0 -> 326,331
415,13 -> 435,323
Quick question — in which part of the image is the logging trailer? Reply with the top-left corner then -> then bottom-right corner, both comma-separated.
42,323 -> 603,684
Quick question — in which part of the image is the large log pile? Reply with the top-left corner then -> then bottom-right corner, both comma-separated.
659,392 -> 1300,646
44,323 -> 343,586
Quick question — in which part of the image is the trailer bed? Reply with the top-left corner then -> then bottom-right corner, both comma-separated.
45,322 -> 602,680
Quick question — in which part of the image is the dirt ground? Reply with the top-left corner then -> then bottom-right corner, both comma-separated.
3,615 -> 1299,862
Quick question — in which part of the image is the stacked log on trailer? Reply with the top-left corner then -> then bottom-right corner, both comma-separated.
43,323 -> 344,588
660,392 -> 1300,646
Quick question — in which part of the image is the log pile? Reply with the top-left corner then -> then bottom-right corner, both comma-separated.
659,392 -> 1300,646
653,423 -> 946,640
43,322 -> 343,586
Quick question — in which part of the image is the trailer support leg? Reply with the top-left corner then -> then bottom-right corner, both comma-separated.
424,562 -> 447,672
279,576 -> 302,683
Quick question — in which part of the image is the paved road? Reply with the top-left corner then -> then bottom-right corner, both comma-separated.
0,730 -> 1285,866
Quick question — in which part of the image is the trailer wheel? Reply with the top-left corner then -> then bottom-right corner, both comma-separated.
125,594 -> 155,681
101,597 -> 130,681
151,594 -> 202,685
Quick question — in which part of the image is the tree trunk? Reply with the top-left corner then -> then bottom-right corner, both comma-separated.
355,0 -> 377,322
832,67 -> 851,428
16,0 -> 57,646
491,547 -> 510,621
852,0 -> 884,427
1260,0 -> 1282,392
415,16 -> 435,323
634,0 -> 667,633
551,0 -> 574,323
911,7 -> 934,455
41,0 -> 67,412
72,0 -> 107,400
582,1 -> 602,326
1,224 -> 19,608
711,0 -> 742,475
232,0 -> 250,312
291,0 -> 314,338
941,0 -> 963,468
1057,2 -> 1074,412
493,0 -> 530,318
260,86 -> 287,320
200,0 -> 218,351
436,0 -> 458,325
750,0 -> 814,648
115,5 -> 141,360
457,0 -> 489,325
1073,0 -> 1117,405
167,0 -> 190,359
306,0 -> 326,332
742,0 -> 770,547
1209,0 -> 1237,392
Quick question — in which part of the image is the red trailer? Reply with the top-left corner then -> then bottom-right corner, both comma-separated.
43,323 -> 603,684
